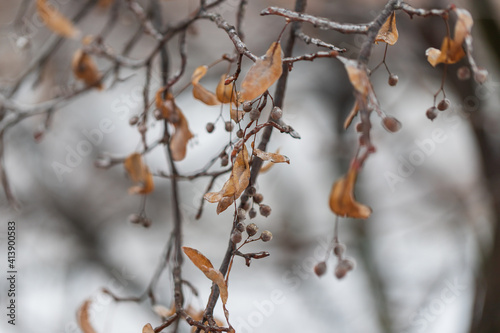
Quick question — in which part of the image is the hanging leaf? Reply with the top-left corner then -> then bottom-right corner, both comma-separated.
142,324 -> 154,333
191,66 -> 220,106
204,146 -> 250,214
77,299 -> 97,333
425,37 -> 465,67
329,166 -> 371,219
239,42 -> 283,102
182,247 -> 229,305
425,8 -> 473,67
230,103 -> 244,123
216,74 -> 234,104
454,8 -> 473,43
344,101 -> 360,129
155,89 -> 177,120
170,109 -> 194,161
182,247 -> 214,271
36,0 -> 80,38
341,59 -> 371,97
124,153 -> 154,194
375,12 -> 398,45
72,50 -> 103,90
253,148 -> 290,164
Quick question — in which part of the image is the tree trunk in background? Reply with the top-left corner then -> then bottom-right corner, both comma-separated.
468,1 -> 500,332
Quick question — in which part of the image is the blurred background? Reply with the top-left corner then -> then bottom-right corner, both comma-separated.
0,0 -> 499,332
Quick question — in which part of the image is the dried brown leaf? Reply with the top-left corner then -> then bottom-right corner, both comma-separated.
142,323 -> 154,333
204,146 -> 250,214
182,247 -> 214,271
426,37 -> 465,67
124,153 -> 154,194
37,0 -> 79,38
72,50 -> 103,90
375,12 -> 398,45
77,299 -> 97,333
253,148 -> 290,164
192,65 -> 220,106
155,89 -> 176,120
205,267 -> 228,305
216,74 -> 234,104
240,42 -> 283,102
425,8 -> 472,67
170,109 -> 194,161
329,166 -> 372,219
230,103 -> 244,123
182,247 -> 228,305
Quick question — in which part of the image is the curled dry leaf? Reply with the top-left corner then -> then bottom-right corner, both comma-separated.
329,166 -> 372,219
204,146 -> 250,214
155,89 -> 177,120
426,37 -> 465,67
375,12 -> 398,45
182,247 -> 229,305
170,109 -> 194,161
230,104 -> 245,123
72,50 -> 103,90
239,42 -> 283,102
339,57 -> 371,97
124,153 -> 154,194
192,66 -> 220,106
425,8 -> 473,67
77,299 -> 97,333
216,74 -> 235,104
37,0 -> 80,38
253,148 -> 290,164
142,323 -> 154,333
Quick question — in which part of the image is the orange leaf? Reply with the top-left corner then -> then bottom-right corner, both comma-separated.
329,166 -> 371,219
216,74 -> 234,104
253,148 -> 290,164
72,50 -> 103,90
142,324 -> 154,333
155,89 -> 177,120
124,153 -> 154,194
375,12 -> 398,45
182,247 -> 228,305
343,61 -> 370,97
425,8 -> 472,67
182,247 -> 214,271
204,146 -> 250,214
425,37 -> 465,67
36,0 -> 80,38
170,109 -> 194,161
77,299 -> 97,333
239,42 -> 283,102
344,101 -> 360,129
192,65 -> 220,106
